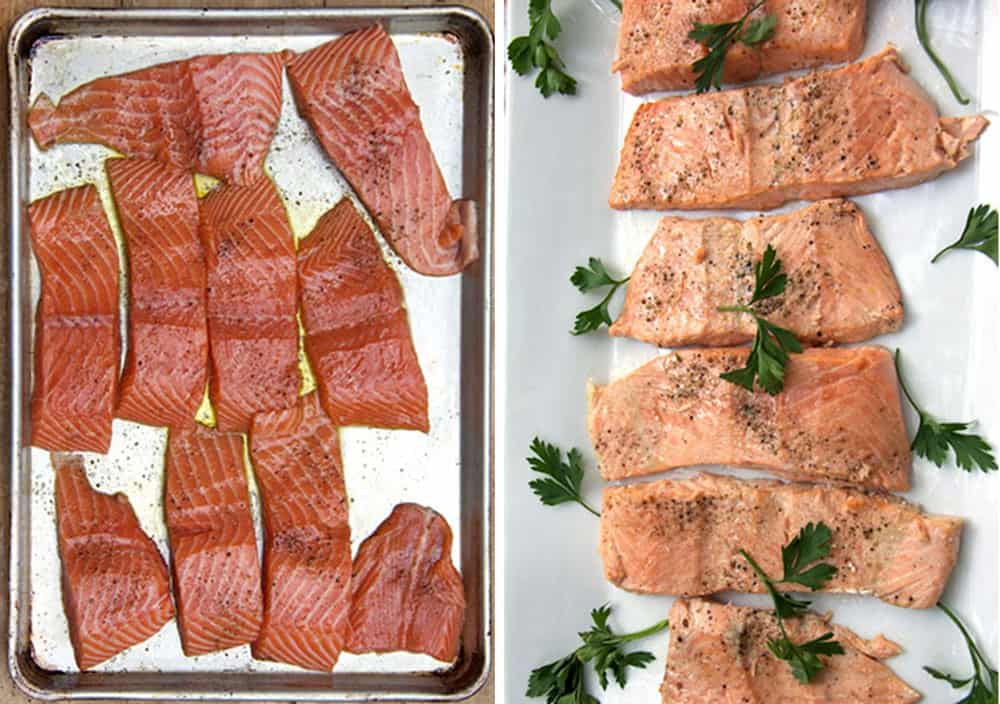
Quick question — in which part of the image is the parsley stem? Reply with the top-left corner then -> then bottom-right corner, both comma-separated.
613,618 -> 670,644
893,349 -> 925,416
938,603 -> 994,683
578,498 -> 601,518
717,304 -> 754,315
930,243 -> 954,264
915,0 -> 970,105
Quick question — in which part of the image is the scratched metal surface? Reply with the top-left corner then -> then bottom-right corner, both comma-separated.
7,7 -> 492,701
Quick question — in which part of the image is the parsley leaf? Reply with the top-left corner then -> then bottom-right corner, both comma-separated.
924,603 -> 997,703
740,522 -> 842,683
915,0 -> 970,105
527,605 -> 668,704
718,245 -> 802,394
526,438 -> 600,516
508,0 -> 577,98
689,1 -> 777,93
571,258 -> 630,335
932,204 -> 998,265
895,350 -> 997,473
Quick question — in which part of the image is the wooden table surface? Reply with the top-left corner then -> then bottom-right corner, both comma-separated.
0,1 -> 494,702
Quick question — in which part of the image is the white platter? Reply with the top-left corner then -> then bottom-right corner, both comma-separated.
502,1 -> 998,701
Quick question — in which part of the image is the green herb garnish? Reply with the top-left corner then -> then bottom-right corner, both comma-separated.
527,438 -> 600,516
718,244 -> 802,394
689,1 -> 777,93
915,0 -> 971,105
895,350 -> 997,473
740,522 -> 844,683
527,605 -> 668,704
932,205 -> 998,265
508,0 -> 577,98
924,603 -> 997,703
571,257 -> 630,335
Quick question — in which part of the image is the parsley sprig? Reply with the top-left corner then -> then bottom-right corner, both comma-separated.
527,438 -> 600,516
915,0 -> 970,105
924,603 -> 997,703
894,350 -> 997,473
718,245 -> 802,395
571,258 -> 630,335
527,605 -> 668,704
689,1 -> 777,93
932,204 -> 998,265
508,0 -> 577,98
740,522 -> 844,683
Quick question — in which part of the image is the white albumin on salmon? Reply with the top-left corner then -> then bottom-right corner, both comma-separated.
662,599 -> 921,703
611,199 -> 902,347
601,473 -> 961,609
611,47 -> 988,211
588,347 -> 910,490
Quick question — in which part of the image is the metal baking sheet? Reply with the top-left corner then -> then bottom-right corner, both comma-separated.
7,7 -> 492,701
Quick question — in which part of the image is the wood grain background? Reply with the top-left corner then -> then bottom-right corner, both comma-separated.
0,1 -> 494,702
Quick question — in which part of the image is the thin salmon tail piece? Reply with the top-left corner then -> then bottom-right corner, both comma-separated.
661,599 -> 922,703
939,115 -> 990,164
347,503 -> 465,662
298,198 -> 430,431
54,453 -> 175,670
165,428 -> 263,656
27,93 -> 59,147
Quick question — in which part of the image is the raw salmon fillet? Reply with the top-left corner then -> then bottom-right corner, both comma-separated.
348,503 -> 465,661
199,176 -> 299,433
662,599 -> 920,703
611,200 -> 902,347
614,0 -> 866,94
249,393 -> 352,671
28,52 -> 288,185
29,185 -> 119,453
588,346 -> 910,490
287,25 -> 478,276
165,427 -> 262,656
601,473 -> 961,609
298,199 -> 429,430
611,47 -> 988,211
107,158 -> 207,428
54,453 -> 175,670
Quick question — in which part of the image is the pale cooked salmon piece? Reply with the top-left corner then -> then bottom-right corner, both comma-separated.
588,347 -> 910,490
611,47 -> 988,211
611,200 -> 902,347
55,454 -> 175,670
662,599 -> 921,703
614,0 -> 866,94
602,473 -> 961,609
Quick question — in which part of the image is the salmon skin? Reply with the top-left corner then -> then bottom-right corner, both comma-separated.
249,393 -> 352,671
287,25 -> 478,276
165,427 -> 262,656
199,176 -> 299,433
107,159 -> 207,429
29,185 -> 119,453
662,599 -> 921,703
28,52 -> 288,185
601,473 -> 961,609
298,199 -> 429,431
588,346 -> 910,490
54,453 -> 175,670
347,503 -> 465,662
614,0 -> 866,94
611,200 -> 902,347
611,47 -> 988,211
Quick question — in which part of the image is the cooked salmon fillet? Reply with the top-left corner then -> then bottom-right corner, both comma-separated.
199,176 -> 299,433
107,158 -> 208,429
611,200 -> 902,347
287,25 -> 478,276
54,453 -> 175,670
348,503 -> 465,661
588,347 -> 910,490
165,427 -> 262,656
298,199 -> 429,431
249,393 -> 352,671
662,599 -> 921,703
601,473 -> 961,609
28,52 -> 288,185
29,185 -> 119,453
610,47 -> 988,211
614,0 -> 866,94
